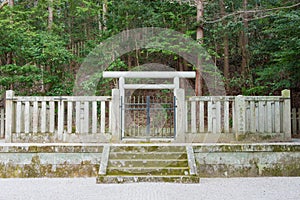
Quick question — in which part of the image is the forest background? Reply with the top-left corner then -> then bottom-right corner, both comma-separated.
0,0 -> 299,107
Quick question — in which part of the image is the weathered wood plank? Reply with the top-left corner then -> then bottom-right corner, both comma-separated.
267,101 -> 272,133
250,101 -> 256,133
41,101 -> 47,133
103,71 -> 196,78
232,101 -> 235,132
191,101 -> 196,133
274,101 -> 281,133
207,101 -> 212,133
84,101 -> 89,134
224,100 -> 229,133
67,101 -> 73,134
100,101 -> 106,133
49,101 -> 55,133
5,90 -> 15,142
92,101 -> 97,134
199,101 -> 204,133
216,101 -> 221,133
189,96 -> 235,101
14,96 -> 111,102
109,101 -> 112,133
16,102 -> 22,135
76,102 -> 81,134
57,101 -> 64,139
24,102 -> 30,134
0,109 -> 4,137
258,101 -> 265,133
32,101 -> 39,134
185,100 -> 188,133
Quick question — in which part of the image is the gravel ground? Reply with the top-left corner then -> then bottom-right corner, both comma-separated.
0,177 -> 299,200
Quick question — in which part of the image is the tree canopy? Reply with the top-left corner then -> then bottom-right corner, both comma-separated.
0,0 -> 299,104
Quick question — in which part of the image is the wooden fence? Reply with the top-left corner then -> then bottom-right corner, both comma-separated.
1,89 -> 293,143
4,90 -> 111,142
292,108 -> 300,135
186,90 -> 291,139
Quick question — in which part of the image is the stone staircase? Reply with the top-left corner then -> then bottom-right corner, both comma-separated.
96,145 -> 199,184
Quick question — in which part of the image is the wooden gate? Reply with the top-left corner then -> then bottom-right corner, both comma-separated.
122,94 -> 176,139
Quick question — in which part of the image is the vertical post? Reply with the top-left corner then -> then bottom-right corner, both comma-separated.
174,77 -> 179,90
111,89 -> 120,142
57,100 -> 64,140
146,96 -> 150,136
119,77 -> 125,139
92,101 -> 97,134
174,89 -> 185,142
282,89 -> 291,140
224,100 -> 230,133
235,95 -> 246,139
191,100 -> 196,133
67,101 -> 73,134
100,101 -> 106,134
5,90 -> 15,143
0,108 -> 4,138
49,101 -> 55,133
199,101 -> 204,133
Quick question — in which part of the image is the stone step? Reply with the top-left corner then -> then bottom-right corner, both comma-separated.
108,159 -> 188,168
97,175 -> 200,184
109,152 -> 187,160
107,167 -> 190,176
110,146 -> 186,153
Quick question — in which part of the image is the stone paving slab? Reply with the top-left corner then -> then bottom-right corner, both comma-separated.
0,177 -> 299,200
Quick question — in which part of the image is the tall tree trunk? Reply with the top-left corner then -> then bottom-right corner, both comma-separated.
195,0 -> 204,96
102,0 -> 108,31
48,0 -> 53,30
220,0 -> 230,86
241,0 -> 249,76
6,0 -> 14,65
8,0 -> 13,6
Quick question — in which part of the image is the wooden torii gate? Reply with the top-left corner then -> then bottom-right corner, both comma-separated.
103,71 -> 196,141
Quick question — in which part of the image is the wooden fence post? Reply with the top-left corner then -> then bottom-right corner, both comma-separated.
235,95 -> 246,140
282,89 -> 291,140
5,90 -> 15,143
111,89 -> 120,142
174,88 -> 185,142
0,108 -> 4,138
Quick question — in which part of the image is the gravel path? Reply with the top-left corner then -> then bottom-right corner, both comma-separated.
0,177 -> 299,200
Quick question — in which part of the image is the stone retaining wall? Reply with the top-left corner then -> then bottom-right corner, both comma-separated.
194,143 -> 300,177
0,143 -> 299,178
0,144 -> 103,178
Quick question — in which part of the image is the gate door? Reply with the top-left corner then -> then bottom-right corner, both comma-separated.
122,95 -> 176,139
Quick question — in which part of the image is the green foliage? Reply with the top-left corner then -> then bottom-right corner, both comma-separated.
0,0 -> 299,97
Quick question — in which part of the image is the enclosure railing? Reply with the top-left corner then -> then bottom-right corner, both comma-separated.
1,89 -> 292,143
4,90 -> 111,142
185,90 -> 291,139
186,96 -> 235,134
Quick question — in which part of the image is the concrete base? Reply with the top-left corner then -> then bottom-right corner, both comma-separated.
0,143 -> 299,178
97,175 -> 200,184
